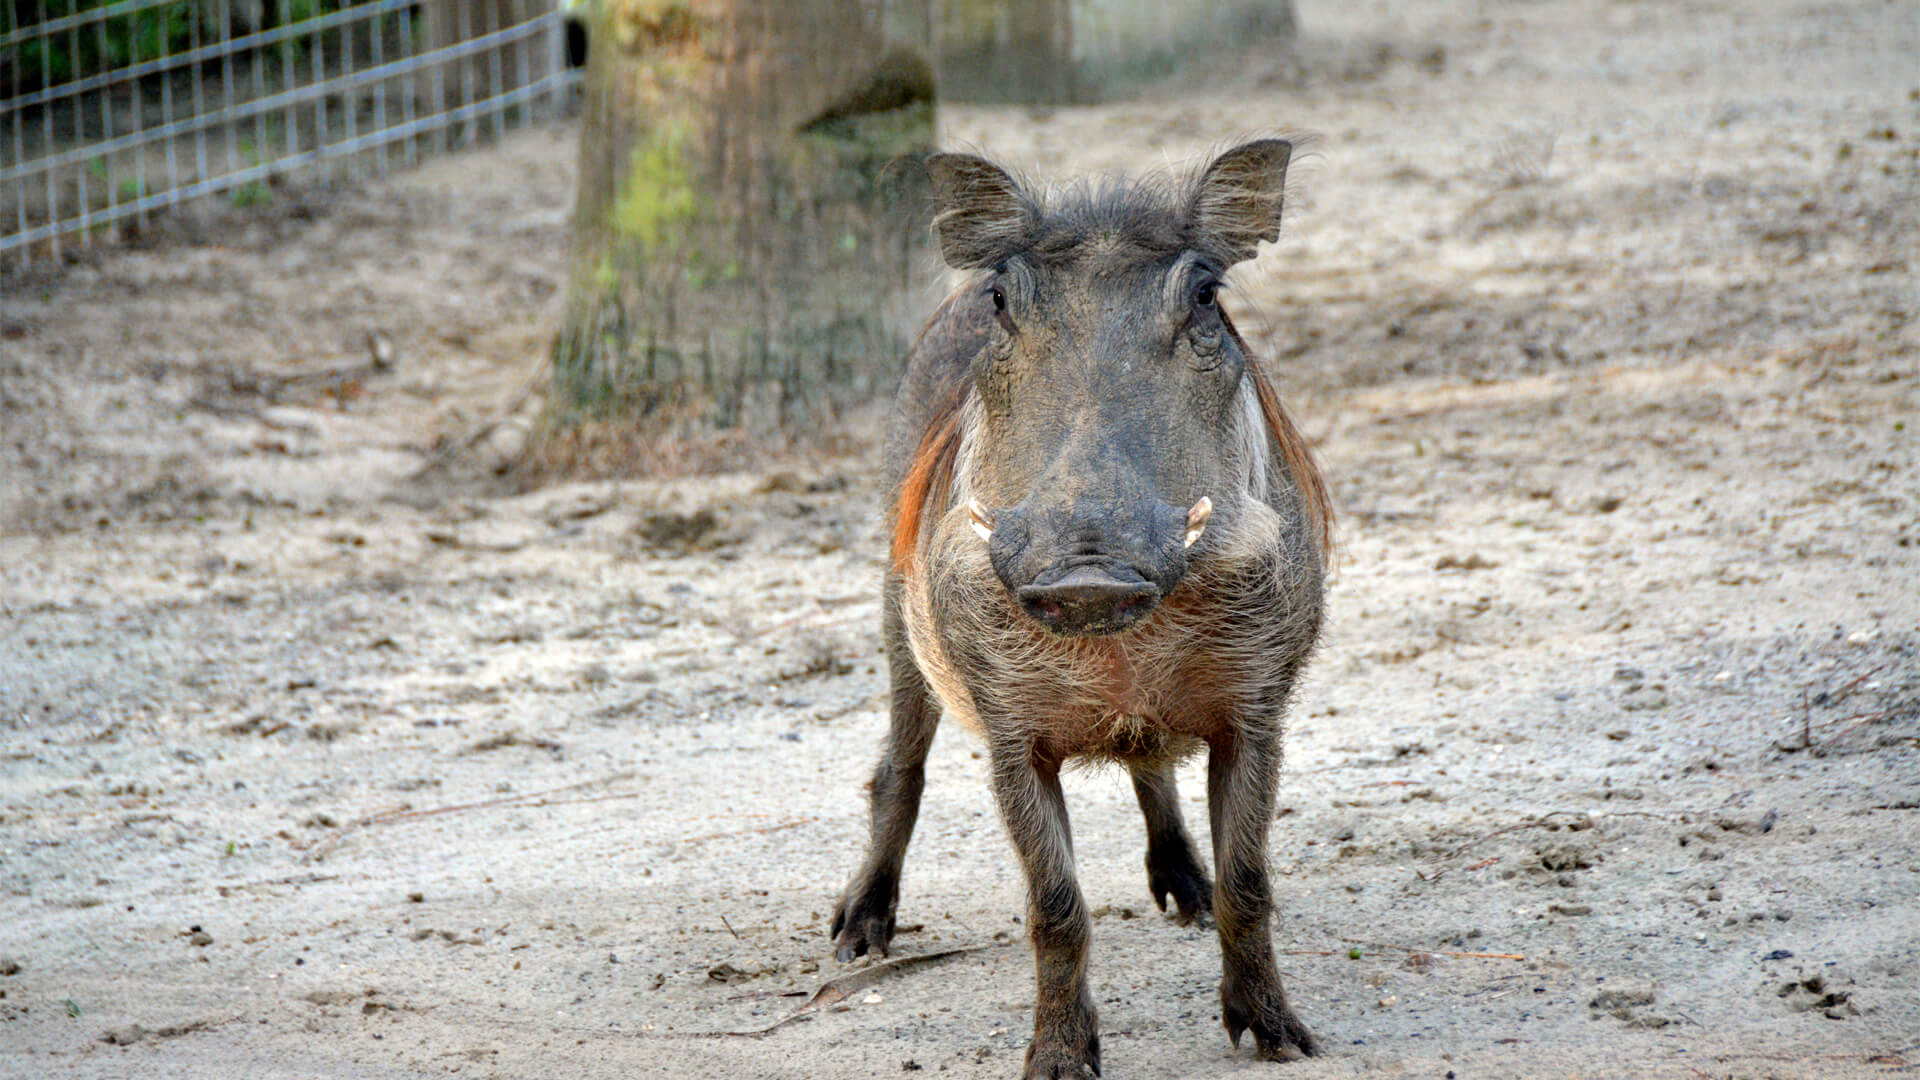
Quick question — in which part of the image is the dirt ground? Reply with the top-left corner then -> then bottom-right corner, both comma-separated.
3,0 -> 1918,1077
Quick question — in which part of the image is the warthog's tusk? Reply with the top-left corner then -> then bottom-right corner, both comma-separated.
968,499 -> 994,542
1183,496 -> 1212,548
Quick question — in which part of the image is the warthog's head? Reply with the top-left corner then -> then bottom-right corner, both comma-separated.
923,140 -> 1305,636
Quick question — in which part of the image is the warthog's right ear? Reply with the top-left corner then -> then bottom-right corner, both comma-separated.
925,153 -> 1037,270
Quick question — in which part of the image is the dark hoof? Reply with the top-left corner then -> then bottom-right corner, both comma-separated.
1145,852 -> 1213,927
1223,978 -> 1318,1062
828,885 -> 896,962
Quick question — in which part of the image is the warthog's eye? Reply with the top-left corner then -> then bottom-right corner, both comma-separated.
1193,281 -> 1219,310
987,283 -> 1016,336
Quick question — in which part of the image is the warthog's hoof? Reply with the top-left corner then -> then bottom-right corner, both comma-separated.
1222,975 -> 1319,1062
1144,851 -> 1213,927
828,886 -> 896,962
1022,1029 -> 1100,1079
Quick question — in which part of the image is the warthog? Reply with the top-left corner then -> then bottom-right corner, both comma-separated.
830,139 -> 1333,1077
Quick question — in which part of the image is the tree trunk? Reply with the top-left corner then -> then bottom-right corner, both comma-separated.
549,0 -> 937,431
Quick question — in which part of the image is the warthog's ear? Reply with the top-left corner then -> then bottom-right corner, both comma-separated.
925,153 -> 1037,269
1186,139 -> 1293,265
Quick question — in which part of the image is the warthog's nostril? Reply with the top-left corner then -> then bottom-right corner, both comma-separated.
1016,566 -> 1160,636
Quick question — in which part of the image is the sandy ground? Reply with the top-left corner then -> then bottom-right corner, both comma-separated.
3,0 -> 1919,1077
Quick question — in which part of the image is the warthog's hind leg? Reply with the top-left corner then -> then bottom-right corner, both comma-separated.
1129,760 -> 1213,925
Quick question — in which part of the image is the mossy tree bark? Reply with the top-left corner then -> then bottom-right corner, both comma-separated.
550,0 -> 937,432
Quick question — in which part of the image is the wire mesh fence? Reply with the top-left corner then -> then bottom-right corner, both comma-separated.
2,0 -> 580,270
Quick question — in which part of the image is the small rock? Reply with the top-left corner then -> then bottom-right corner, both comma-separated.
1762,949 -> 1794,961
1535,842 -> 1597,871
861,991 -> 884,1005
188,931 -> 214,947
1590,985 -> 1655,1011
1620,686 -> 1670,711
100,1024 -> 148,1046
706,958 -> 777,985
1549,903 -> 1592,916
0,958 -> 19,976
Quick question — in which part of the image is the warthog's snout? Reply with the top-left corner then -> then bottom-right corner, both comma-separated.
980,496 -> 1201,636
1016,563 -> 1161,635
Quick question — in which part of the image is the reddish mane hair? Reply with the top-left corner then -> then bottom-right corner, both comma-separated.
1247,356 -> 1334,561
890,384 -> 969,574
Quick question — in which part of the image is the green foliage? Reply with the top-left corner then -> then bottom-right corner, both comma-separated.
3,0 -> 369,90
229,180 -> 272,207
8,0 -> 195,86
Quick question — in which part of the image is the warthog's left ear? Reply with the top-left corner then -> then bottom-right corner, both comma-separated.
1186,139 -> 1293,266
925,153 -> 1038,270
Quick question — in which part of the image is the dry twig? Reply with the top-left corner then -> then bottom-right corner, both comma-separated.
660,944 -> 999,1039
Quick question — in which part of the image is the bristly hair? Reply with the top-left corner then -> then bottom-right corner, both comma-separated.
891,379 -> 969,574
1243,347 -> 1335,562
1024,173 -> 1190,262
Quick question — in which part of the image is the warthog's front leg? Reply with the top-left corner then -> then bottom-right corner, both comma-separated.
1129,761 -> 1213,925
992,740 -> 1099,1079
832,586 -> 940,960
1209,723 -> 1318,1061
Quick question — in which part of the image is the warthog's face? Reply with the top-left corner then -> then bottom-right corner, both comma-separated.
926,141 -> 1294,636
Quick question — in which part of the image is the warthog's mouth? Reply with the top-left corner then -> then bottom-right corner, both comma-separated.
1015,561 -> 1161,636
